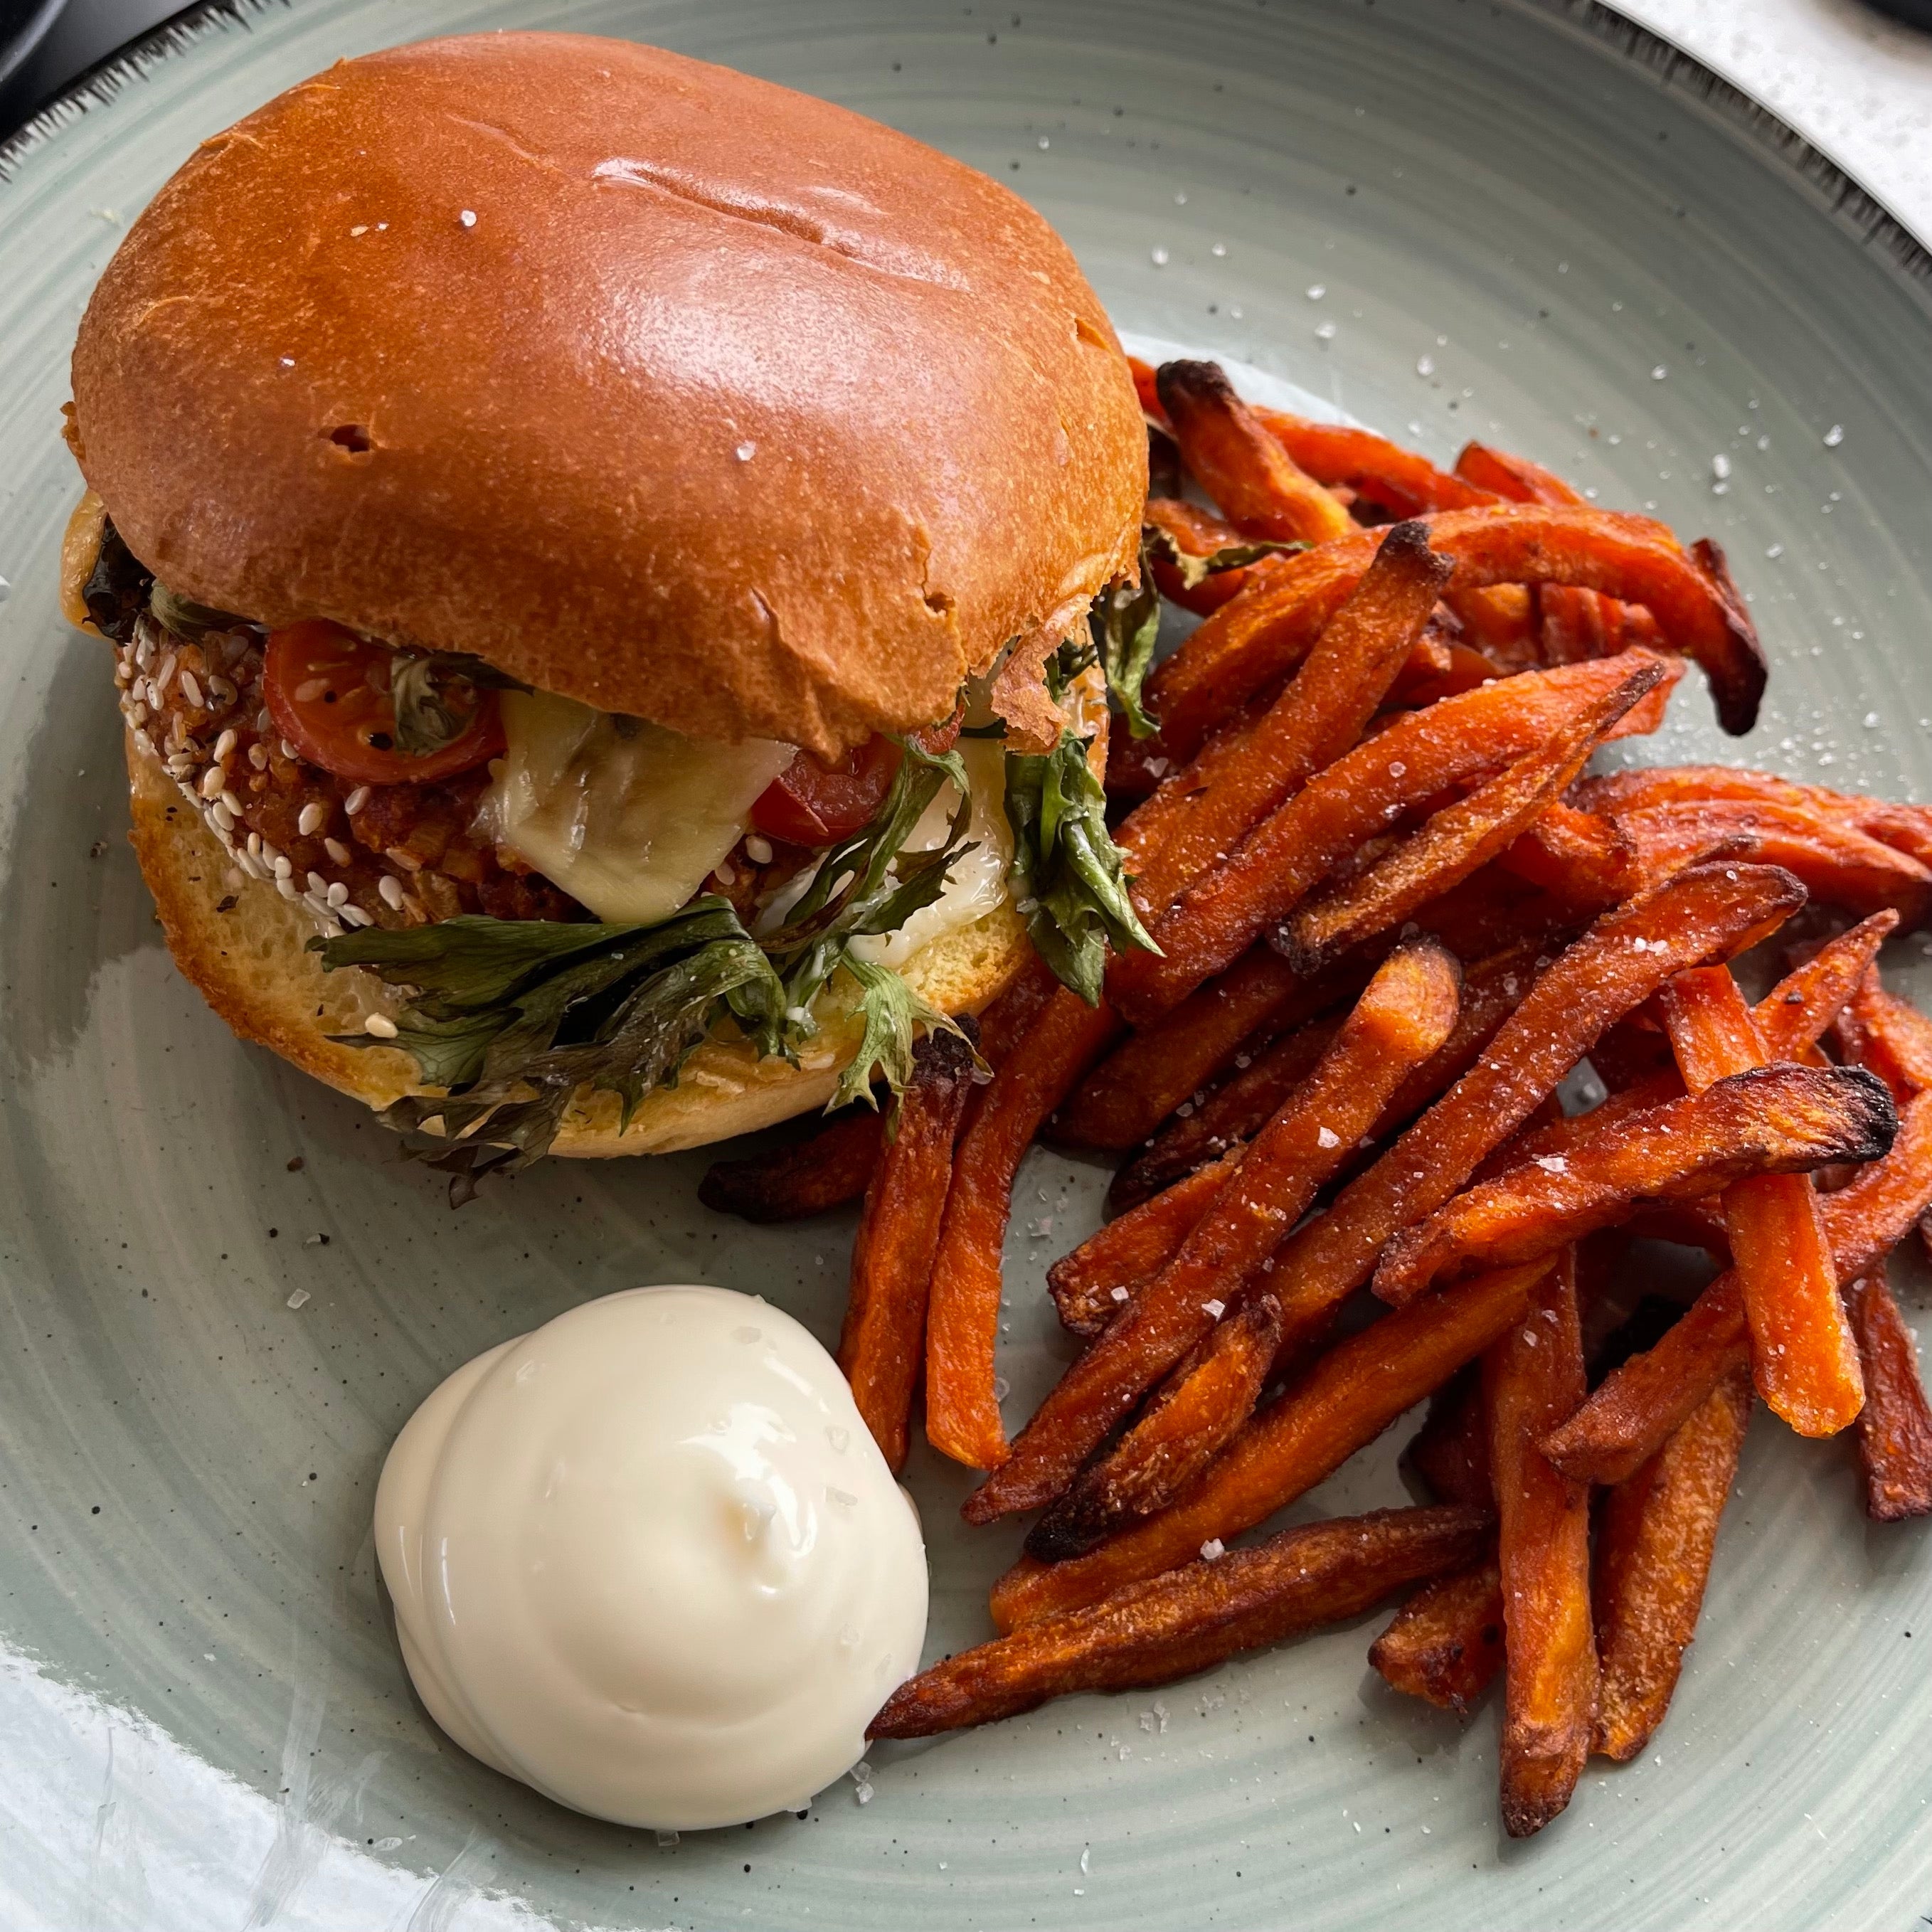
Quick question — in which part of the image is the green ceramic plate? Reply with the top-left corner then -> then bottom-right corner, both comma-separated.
4,2 -> 1932,1926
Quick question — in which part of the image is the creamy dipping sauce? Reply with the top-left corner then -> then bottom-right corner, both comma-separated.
374,1285 -> 928,1830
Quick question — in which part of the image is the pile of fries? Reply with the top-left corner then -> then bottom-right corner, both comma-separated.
703,359 -> 1932,1838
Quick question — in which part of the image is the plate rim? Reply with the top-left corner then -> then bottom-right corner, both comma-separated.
3,0 -> 1931,308
4,6 -> 1932,1926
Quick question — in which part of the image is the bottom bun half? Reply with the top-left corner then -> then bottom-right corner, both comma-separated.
125,731 -> 1034,1155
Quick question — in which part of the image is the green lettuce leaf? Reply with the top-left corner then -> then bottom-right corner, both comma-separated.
1142,522 -> 1302,591
765,736 -> 974,1021
830,948 -> 965,1112
1089,556 -> 1162,740
311,733 -> 983,1187
1004,731 -> 1161,1005
315,897 -> 786,1189
149,581 -> 250,644
1091,526 -> 1302,741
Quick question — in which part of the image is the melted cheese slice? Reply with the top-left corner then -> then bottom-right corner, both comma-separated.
487,692 -> 794,925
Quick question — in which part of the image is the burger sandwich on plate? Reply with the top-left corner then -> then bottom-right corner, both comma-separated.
58,31 -> 1153,1184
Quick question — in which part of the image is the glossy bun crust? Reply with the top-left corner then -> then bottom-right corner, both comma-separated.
72,32 -> 1145,756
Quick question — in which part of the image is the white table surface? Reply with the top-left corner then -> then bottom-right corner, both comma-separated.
1623,0 -> 1932,237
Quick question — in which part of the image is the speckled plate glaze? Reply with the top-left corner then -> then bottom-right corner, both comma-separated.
4,2 -> 1932,1926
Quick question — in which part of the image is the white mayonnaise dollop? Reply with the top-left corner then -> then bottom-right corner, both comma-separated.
374,1285 -> 928,1830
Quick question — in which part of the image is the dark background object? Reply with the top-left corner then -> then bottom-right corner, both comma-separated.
0,0 -> 188,141
1861,0 -> 1932,31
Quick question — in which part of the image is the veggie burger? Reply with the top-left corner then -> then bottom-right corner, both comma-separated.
60,32 -> 1152,1182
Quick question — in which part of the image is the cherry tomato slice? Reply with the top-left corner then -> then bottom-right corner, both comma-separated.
262,619 -> 504,786
750,715 -> 965,849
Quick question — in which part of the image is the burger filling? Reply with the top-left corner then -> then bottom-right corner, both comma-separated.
81,508 -> 1159,1184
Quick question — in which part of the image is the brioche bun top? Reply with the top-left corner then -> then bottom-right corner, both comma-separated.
70,31 -> 1144,757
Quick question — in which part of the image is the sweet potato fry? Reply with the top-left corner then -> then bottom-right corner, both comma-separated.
1495,802 -> 1638,906
1157,360 -> 1356,546
1541,1089 -> 1932,1483
1496,913 -> 1900,1179
697,1108 -> 885,1223
1253,407 -> 1496,518
1443,450 -> 1657,670
1119,940 -> 1552,1213
1486,1249 -> 1594,1837
1601,652 -> 1684,741
1127,353 -> 1167,427
1832,967 -> 1932,1102
1274,668 -> 1657,974
1384,633 -> 1510,707
1075,857 -> 1614,1160
966,942 -> 1462,1523
1406,1366 -> 1494,1508
1128,935 -> 1584,1221
1374,1063 -> 1896,1307
1578,765 -> 1932,871
1406,854 -> 1628,957
1107,1017 -> 1339,1209
1049,1152 -> 1245,1337
1369,1558 -> 1505,1715
989,1260 -> 1546,1631
1263,861 -> 1808,1347
1029,1293 -> 1284,1560
838,1031 -> 979,1472
1761,913 -> 1901,1054
1536,584 -> 1651,664
874,1504 -> 1490,1739
1845,1265 -> 1932,1520
1660,967 -> 1867,1436
1113,518 -> 1455,933
1454,441 -> 1586,507
1820,1086 -> 1932,1280
1445,582 -> 1540,671
925,990 -> 1120,1470
972,956 -> 1060,1071
1613,802 -> 1932,922
1449,460 -> 1704,678
1138,504 -> 1764,766
1592,1363 -> 1753,1761
1117,652 -> 1673,1020
1541,1277 -> 1750,1489
1056,950 -> 1345,1151
1145,501 -> 1246,555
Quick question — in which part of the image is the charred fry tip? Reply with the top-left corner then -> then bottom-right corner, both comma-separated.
1802,1062 -> 1904,1163
1374,517 -> 1445,566
1687,536 -> 1768,736
1154,358 -> 1235,410
914,1014 -> 982,1081
1501,1784 -> 1583,1840
1376,1061 -> 1901,1305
